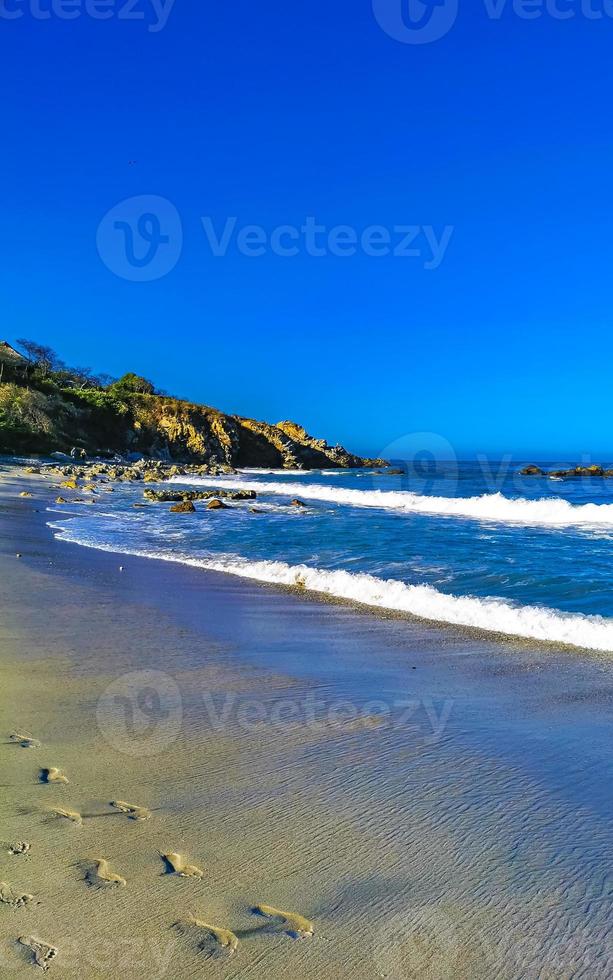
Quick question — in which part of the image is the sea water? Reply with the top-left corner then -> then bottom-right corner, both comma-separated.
48,461 -> 613,651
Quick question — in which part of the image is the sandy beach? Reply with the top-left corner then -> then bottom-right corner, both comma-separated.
1,465 -> 613,978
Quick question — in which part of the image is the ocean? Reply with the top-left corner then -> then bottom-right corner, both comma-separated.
49,461 -> 613,652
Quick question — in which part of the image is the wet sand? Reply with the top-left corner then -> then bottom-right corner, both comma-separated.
1,467 -> 613,977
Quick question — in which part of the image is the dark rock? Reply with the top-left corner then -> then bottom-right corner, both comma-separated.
144,488 -> 256,503
290,499 -> 306,507
574,465 -> 605,477
519,465 -> 545,476
169,500 -> 196,513
207,498 -> 229,510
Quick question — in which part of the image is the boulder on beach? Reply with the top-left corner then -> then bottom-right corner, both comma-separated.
170,500 -> 196,513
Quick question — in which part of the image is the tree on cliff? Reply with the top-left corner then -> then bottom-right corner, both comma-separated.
16,339 -> 63,378
109,372 -> 157,396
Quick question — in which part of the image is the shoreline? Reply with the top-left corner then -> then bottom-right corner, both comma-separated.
10,459 -> 613,656
1,466 -> 613,976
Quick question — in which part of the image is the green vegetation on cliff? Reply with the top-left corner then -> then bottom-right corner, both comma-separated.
0,339 -> 381,469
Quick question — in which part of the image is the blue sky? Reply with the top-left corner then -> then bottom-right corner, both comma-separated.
2,1 -> 613,459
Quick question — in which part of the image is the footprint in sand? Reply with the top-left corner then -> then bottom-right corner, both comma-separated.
9,731 -> 41,749
160,852 -> 204,878
18,936 -> 58,971
84,859 -> 127,888
253,903 -> 314,938
0,882 -> 34,909
6,842 -> 31,856
47,806 -> 83,827
39,768 -> 69,785
175,916 -> 238,956
110,800 -> 151,821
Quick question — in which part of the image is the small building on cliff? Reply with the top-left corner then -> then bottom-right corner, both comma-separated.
0,341 -> 27,366
0,341 -> 29,382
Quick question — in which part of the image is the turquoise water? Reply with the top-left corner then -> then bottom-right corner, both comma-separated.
49,462 -> 613,651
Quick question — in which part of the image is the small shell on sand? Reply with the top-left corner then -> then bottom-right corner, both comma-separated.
18,936 -> 58,971
110,800 -> 151,821
160,852 -> 204,878
40,767 -> 69,785
255,903 -> 314,938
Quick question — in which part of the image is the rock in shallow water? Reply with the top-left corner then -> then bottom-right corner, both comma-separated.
169,500 -> 196,514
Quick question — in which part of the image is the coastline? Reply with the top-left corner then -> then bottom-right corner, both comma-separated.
1,467 -> 613,977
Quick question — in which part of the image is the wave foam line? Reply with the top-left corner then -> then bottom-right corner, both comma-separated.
50,520 -> 613,650
170,477 -> 613,528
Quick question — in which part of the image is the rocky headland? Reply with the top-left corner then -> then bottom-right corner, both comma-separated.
0,339 -> 385,470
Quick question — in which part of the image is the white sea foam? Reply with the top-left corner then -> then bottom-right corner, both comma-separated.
49,519 -> 613,651
169,477 -> 613,528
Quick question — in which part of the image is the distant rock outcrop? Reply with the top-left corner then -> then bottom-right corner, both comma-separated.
520,464 -> 613,478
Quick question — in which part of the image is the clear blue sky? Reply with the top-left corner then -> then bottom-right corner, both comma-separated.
2,1 -> 613,459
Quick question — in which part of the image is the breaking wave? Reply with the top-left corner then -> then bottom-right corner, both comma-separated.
50,519 -> 613,651
170,476 -> 613,528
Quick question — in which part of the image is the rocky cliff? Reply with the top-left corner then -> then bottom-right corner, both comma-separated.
0,380 -> 383,470
127,395 -> 381,468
